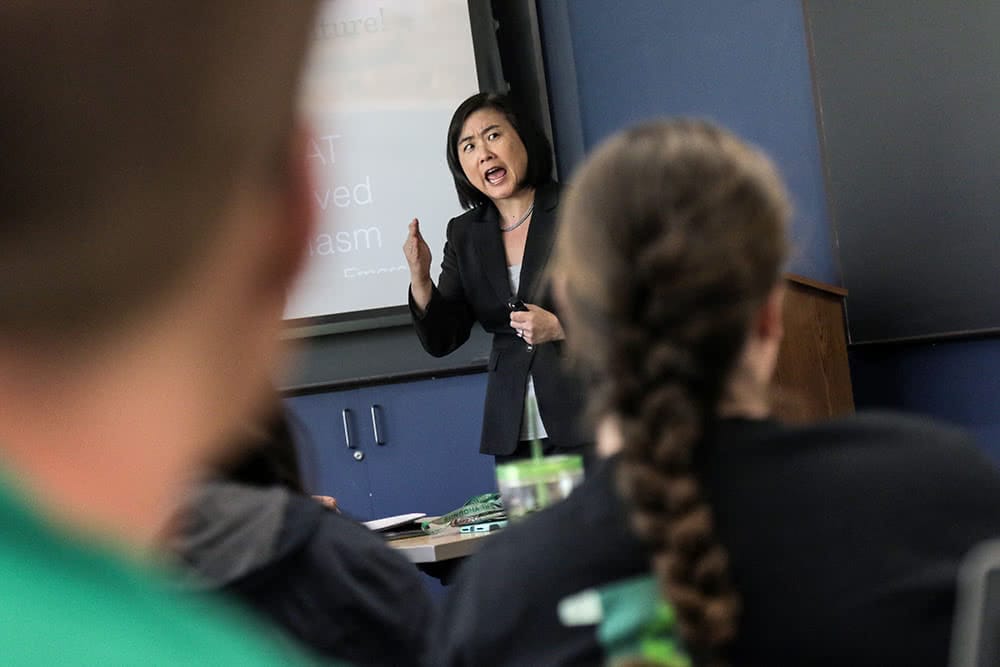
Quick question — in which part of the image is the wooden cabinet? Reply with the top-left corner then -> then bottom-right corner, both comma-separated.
285,390 -> 376,518
772,274 -> 854,423
284,373 -> 497,522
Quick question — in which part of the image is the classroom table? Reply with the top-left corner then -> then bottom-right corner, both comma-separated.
388,525 -> 494,564
388,525 -> 498,584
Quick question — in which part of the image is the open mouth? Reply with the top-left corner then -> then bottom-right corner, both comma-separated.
485,166 -> 507,185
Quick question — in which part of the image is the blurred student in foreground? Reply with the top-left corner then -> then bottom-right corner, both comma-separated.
431,119 -> 1000,666
0,2 -> 335,664
167,405 -> 433,665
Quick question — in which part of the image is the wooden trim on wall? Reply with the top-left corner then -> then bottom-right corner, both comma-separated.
784,272 -> 848,297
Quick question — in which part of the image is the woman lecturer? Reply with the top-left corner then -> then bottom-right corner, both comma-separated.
403,92 -> 585,461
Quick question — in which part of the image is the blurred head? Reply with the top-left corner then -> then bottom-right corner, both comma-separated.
0,2 -> 319,486
446,92 -> 553,209
555,119 -> 789,663
211,403 -> 306,496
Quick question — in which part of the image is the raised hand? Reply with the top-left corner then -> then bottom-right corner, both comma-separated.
403,218 -> 434,310
403,218 -> 432,280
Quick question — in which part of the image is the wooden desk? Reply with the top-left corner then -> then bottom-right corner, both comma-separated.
388,526 -> 494,564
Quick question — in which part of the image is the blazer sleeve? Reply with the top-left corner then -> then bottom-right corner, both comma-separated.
409,217 -> 477,357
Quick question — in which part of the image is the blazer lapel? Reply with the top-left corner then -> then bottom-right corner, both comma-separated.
471,204 -> 515,304
518,181 -> 560,302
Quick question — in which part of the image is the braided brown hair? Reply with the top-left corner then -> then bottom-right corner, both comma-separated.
555,120 -> 789,666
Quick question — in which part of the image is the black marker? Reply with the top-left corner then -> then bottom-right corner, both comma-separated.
507,298 -> 533,351
507,298 -> 529,313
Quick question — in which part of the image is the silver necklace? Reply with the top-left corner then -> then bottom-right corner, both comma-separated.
499,203 -> 534,233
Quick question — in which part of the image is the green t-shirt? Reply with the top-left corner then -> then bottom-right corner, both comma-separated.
0,472 -> 329,666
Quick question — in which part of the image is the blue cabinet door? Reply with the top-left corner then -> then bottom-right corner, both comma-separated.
284,392 -> 374,520
354,373 -> 497,519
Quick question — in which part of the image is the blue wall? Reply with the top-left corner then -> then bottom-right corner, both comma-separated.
538,0 -> 999,453
541,0 -> 839,285
851,340 -> 1000,459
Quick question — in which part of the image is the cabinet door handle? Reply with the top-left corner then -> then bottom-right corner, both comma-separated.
371,404 -> 385,445
341,409 -> 354,449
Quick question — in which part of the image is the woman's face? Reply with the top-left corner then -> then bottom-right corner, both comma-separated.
456,107 -> 530,202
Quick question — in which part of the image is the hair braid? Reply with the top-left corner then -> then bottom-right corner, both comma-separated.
557,120 -> 789,666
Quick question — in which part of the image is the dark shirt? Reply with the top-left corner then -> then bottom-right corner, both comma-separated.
172,482 -> 432,666
431,412 -> 1000,666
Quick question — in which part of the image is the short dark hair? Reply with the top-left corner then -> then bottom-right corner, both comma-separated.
445,92 -> 554,209
214,405 -> 306,495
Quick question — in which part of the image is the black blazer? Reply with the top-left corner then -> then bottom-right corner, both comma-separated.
409,181 -> 586,456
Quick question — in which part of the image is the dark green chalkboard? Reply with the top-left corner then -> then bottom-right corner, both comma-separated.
805,0 -> 1000,342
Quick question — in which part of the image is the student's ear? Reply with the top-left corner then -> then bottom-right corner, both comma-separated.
753,283 -> 786,347
265,121 -> 317,298
551,270 -> 569,316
